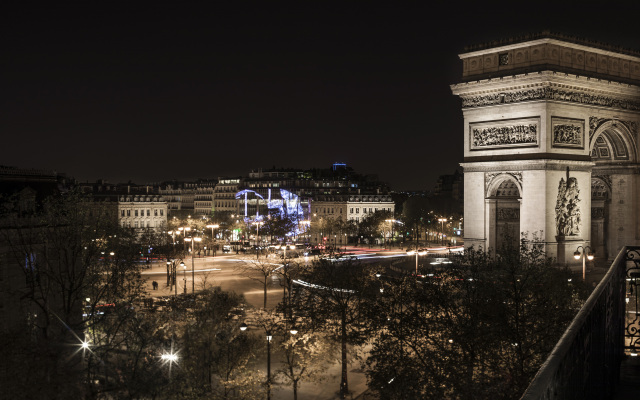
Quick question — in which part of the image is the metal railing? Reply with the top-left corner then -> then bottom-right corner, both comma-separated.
521,246 -> 640,399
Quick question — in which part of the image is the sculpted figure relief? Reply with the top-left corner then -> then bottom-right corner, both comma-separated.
555,177 -> 581,237
472,124 -> 537,147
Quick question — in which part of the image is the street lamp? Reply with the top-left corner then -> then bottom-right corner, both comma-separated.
180,261 -> 187,294
407,248 -> 428,277
438,218 -> 448,245
167,259 -> 179,295
178,226 -> 191,252
160,339 -> 179,379
253,221 -> 264,258
574,246 -> 594,281
206,224 -> 219,256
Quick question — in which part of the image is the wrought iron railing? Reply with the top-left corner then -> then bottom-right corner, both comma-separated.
520,245 -> 640,400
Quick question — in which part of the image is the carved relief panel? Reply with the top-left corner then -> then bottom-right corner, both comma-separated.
470,117 -> 539,150
552,117 -> 584,148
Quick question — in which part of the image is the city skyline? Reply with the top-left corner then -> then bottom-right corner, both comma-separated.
3,2 -> 639,190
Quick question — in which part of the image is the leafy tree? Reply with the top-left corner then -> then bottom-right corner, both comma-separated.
358,210 -> 393,246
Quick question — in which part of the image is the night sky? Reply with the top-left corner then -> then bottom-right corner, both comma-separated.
2,2 -> 639,191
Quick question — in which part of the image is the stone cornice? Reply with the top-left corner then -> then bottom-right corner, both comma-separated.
451,72 -> 640,111
451,71 -> 640,97
460,159 -> 595,173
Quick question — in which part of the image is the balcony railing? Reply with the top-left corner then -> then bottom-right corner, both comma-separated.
521,246 -> 640,399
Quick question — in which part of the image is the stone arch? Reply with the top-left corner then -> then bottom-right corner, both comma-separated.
485,174 -> 521,254
486,173 -> 522,199
590,120 -> 637,164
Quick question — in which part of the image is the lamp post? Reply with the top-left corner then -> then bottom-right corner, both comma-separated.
178,226 -> 191,252
206,224 -> 219,256
239,321 -> 297,400
181,261 -> 187,294
407,248 -> 427,277
192,237 -> 201,292
254,221 -> 263,259
166,259 -> 178,295
574,245 -> 594,281
438,218 -> 447,245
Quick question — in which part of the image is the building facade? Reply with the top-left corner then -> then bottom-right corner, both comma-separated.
451,33 -> 640,263
118,194 -> 168,230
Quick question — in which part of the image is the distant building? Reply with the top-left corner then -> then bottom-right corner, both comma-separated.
213,177 -> 242,216
79,180 -> 168,232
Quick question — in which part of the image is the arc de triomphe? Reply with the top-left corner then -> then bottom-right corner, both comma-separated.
450,33 -> 640,264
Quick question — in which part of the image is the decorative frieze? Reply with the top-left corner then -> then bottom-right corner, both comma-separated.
461,87 -> 640,111
471,118 -> 538,149
552,117 -> 584,148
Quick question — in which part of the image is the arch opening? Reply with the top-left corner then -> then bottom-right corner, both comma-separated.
486,176 -> 521,254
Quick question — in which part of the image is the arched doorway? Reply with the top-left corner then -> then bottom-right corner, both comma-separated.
590,177 -> 610,259
590,119 -> 637,260
486,175 -> 522,253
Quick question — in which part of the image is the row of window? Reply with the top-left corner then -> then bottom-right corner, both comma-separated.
122,221 -> 160,228
121,209 -> 165,217
314,207 -> 392,214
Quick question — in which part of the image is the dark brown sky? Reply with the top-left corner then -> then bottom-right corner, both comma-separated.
2,2 -> 639,190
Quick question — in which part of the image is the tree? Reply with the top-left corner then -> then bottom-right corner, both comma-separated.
277,331 -> 334,400
364,237 -> 588,399
235,255 -> 281,309
262,214 -> 297,245
0,191 -> 153,398
295,258 -> 376,399
358,210 -> 393,246
178,287 -> 263,399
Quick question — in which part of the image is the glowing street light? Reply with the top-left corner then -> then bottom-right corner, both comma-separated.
574,246 -> 594,281
407,248 -> 428,277
438,218 -> 448,245
206,224 -> 219,256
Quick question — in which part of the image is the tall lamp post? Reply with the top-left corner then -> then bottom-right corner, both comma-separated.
178,226 -> 191,252
407,248 -> 428,277
438,218 -> 447,246
184,237 -> 202,293
239,321 -> 297,400
206,224 -> 219,256
180,262 -> 187,294
574,246 -> 594,281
